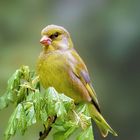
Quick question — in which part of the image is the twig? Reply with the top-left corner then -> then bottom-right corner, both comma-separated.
39,116 -> 57,140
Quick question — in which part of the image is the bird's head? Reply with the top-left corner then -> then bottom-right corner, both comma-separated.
40,25 -> 74,52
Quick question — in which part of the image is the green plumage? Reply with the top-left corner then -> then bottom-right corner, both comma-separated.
37,24 -> 118,137
37,49 -> 91,103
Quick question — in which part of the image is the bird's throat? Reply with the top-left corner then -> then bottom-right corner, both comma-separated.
43,45 -> 55,53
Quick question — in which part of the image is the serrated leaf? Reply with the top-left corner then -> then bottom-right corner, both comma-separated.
45,87 -> 59,101
79,114 -> 91,130
77,126 -> 94,140
6,90 -> 17,103
53,120 -> 78,140
7,69 -> 21,91
16,104 -> 27,134
40,103 -> 48,122
76,104 -> 90,116
59,94 -> 75,111
55,101 -> 66,118
21,65 -> 30,81
45,87 -> 59,116
53,131 -> 66,140
31,75 -> 40,89
33,90 -> 48,122
0,94 -> 9,110
64,125 -> 77,138
1,69 -> 22,110
5,103 -> 28,140
24,102 -> 36,126
52,117 -> 78,133
5,106 -> 18,140
16,86 -> 27,104
73,104 -> 91,129
1,66 -> 94,140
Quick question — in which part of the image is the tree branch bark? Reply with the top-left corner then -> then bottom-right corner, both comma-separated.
39,116 -> 57,140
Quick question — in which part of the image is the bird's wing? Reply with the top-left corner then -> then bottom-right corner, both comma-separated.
70,49 -> 101,112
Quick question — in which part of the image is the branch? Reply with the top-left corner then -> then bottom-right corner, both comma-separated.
39,116 -> 57,140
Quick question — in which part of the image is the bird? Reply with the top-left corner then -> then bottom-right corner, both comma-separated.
36,24 -> 117,137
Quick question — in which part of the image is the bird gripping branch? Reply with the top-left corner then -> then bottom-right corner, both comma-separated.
37,24 -> 118,138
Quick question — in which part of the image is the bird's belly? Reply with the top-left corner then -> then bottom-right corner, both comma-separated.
40,62 -> 68,90
38,56 -> 82,102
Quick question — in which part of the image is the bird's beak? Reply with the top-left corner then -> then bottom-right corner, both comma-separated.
40,36 -> 52,46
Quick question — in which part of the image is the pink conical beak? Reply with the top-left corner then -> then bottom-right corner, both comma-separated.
40,36 -> 52,46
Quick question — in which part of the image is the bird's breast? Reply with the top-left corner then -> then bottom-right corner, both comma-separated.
37,51 -> 70,90
36,50 -> 90,103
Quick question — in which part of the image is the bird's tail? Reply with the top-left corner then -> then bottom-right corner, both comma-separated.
88,103 -> 118,137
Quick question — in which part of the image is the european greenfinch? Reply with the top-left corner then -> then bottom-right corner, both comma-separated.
37,25 -> 117,137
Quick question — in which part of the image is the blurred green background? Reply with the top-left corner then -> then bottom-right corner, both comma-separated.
0,0 -> 140,140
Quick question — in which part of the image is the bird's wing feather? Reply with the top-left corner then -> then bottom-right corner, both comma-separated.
70,49 -> 100,112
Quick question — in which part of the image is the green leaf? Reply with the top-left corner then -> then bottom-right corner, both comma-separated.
40,103 -> 48,122
59,94 -> 75,111
16,86 -> 27,104
1,66 -> 94,140
20,65 -> 30,80
0,94 -> 9,110
24,102 -> 36,126
45,87 -> 59,101
0,66 -> 31,110
52,116 -> 79,139
5,103 -> 28,140
55,101 -> 66,118
16,104 -> 27,135
79,114 -> 91,130
33,90 -> 48,122
76,104 -> 90,116
5,106 -> 18,140
45,87 -> 59,116
52,120 -> 78,140
7,69 -> 21,91
53,131 -> 66,140
77,126 -> 94,140
64,125 -> 77,138
74,104 -> 91,130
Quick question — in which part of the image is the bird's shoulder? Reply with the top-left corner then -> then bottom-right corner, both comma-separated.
64,49 -> 88,69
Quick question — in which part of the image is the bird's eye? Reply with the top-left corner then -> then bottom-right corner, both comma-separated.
54,32 -> 59,38
50,32 -> 59,39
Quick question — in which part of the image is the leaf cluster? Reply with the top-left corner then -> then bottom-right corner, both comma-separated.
0,66 -> 94,140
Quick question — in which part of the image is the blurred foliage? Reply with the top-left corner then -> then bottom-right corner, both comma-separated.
0,0 -> 140,140
0,66 -> 93,140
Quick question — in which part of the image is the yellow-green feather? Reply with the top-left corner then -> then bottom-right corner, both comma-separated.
37,24 -> 118,137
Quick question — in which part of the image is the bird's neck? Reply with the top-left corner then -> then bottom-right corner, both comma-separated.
43,45 -> 55,53
68,37 -> 74,48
